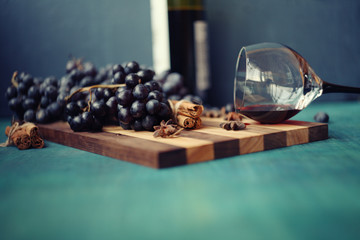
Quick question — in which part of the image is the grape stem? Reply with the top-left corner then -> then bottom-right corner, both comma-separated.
11,71 -> 18,88
64,84 -> 125,103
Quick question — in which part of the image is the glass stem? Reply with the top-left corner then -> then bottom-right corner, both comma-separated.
322,81 -> 360,94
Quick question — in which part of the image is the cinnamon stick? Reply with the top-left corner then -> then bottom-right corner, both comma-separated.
31,135 -> 44,149
2,122 -> 44,149
5,126 -> 11,136
14,134 -> 31,150
23,122 -> 39,137
194,117 -> 202,129
168,100 -> 204,129
176,115 -> 196,129
170,100 -> 204,118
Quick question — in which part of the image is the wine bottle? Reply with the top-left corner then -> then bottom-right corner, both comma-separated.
151,0 -> 211,100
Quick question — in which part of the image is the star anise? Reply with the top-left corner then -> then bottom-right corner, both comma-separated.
219,120 -> 246,131
153,120 -> 183,138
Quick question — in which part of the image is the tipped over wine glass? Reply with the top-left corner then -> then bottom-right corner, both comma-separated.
234,42 -> 360,123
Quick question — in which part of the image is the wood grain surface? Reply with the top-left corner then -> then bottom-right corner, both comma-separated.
38,117 -> 328,168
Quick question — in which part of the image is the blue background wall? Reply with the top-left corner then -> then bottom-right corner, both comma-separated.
1,0 -> 360,117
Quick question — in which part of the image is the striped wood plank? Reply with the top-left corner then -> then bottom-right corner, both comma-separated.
38,117 -> 328,168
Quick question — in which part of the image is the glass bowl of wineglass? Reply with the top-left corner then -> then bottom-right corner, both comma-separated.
234,42 -> 360,123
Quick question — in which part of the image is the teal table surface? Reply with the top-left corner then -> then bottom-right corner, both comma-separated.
1,101 -> 360,240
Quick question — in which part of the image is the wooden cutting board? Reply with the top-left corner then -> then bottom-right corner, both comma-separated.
38,118 -> 328,168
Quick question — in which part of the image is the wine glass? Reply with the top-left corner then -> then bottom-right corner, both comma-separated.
234,42 -> 360,123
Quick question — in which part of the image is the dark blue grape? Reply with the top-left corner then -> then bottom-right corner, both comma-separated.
106,96 -> 117,115
39,82 -> 47,95
56,92 -> 68,107
90,101 -> 106,118
111,71 -> 126,84
8,98 -> 21,111
33,77 -> 43,85
40,96 -> 51,108
60,76 -> 74,89
131,119 -> 143,131
36,108 -> 49,123
94,88 -> 104,100
144,82 -> 153,92
22,98 -> 37,110
142,115 -> 158,131
91,117 -> 103,131
125,73 -> 140,89
103,88 -> 113,101
124,61 -> 140,74
77,100 -> 88,109
44,85 -> 58,101
43,76 -> 58,87
83,62 -> 97,77
137,69 -> 155,83
146,99 -> 160,115
17,82 -> 27,95
166,72 -> 184,84
153,70 -> 170,84
163,73 -> 183,95
68,69 -> 84,82
119,122 -> 132,130
147,90 -> 163,102
47,102 -> 63,119
153,81 -> 162,92
17,72 -> 26,82
94,70 -> 107,84
118,106 -> 133,124
69,115 -> 83,132
22,74 -> 34,87
79,76 -> 94,87
81,112 -> 94,129
112,64 -> 125,75
24,109 -> 36,122
132,84 -> 149,100
69,86 -> 87,102
27,86 -> 40,101
130,100 -> 146,118
116,88 -> 133,107
158,102 -> 171,118
314,112 -> 329,123
5,86 -> 17,100
65,102 -> 81,116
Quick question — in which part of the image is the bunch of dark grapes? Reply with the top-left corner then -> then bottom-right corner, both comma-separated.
5,59 -> 187,133
64,61 -> 171,132
63,59 -> 118,132
5,73 -> 64,123
5,59 -> 114,125
65,87 -> 117,132
115,62 -> 172,131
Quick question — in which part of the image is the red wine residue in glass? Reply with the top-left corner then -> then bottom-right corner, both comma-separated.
239,104 -> 301,124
